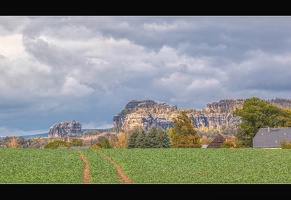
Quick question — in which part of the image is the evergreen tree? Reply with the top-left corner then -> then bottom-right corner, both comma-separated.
126,128 -> 139,148
147,126 -> 159,148
156,127 -> 170,148
135,128 -> 147,148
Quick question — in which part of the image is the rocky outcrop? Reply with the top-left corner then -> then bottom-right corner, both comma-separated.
113,100 -> 179,132
113,98 -> 291,135
48,120 -> 82,138
205,99 -> 244,113
113,99 -> 244,134
269,97 -> 291,108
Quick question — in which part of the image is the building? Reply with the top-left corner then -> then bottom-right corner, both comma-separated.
207,134 -> 227,148
253,127 -> 291,148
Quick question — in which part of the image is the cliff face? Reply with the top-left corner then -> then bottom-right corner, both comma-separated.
113,100 -> 179,132
269,98 -> 291,108
113,98 -> 291,135
113,99 -> 243,134
48,120 -> 82,138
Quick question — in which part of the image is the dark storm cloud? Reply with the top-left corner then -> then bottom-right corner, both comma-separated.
225,50 -> 291,92
22,36 -> 84,68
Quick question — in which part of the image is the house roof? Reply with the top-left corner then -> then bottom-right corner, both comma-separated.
253,127 -> 291,148
207,133 -> 226,148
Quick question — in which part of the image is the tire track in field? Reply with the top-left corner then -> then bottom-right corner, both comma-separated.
78,150 -> 90,184
100,152 -> 132,184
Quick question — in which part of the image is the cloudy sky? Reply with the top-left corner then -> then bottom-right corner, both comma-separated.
1,16 -> 291,136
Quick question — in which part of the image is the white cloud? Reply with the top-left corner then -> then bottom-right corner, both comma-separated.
186,78 -> 220,90
60,76 -> 94,97
0,34 -> 24,57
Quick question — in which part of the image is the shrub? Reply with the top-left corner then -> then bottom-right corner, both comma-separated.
44,139 -> 70,149
69,138 -> 84,146
90,142 -> 102,149
101,139 -> 111,148
221,141 -> 235,148
280,140 -> 291,149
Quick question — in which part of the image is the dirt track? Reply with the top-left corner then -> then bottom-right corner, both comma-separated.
78,151 -> 90,183
100,152 -> 132,184
78,151 -> 132,184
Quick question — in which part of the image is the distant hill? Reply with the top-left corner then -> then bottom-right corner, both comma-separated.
22,129 -> 111,139
21,133 -> 48,139
0,128 -> 112,140
0,133 -> 48,139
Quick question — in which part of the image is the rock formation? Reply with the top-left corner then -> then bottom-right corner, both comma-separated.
113,98 -> 291,135
48,120 -> 82,138
112,98 -> 267,136
113,100 -> 179,132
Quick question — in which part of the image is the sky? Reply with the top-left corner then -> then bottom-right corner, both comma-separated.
1,15 -> 291,136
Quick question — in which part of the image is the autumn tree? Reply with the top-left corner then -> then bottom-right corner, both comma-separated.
200,135 -> 212,145
167,110 -> 201,148
8,136 -> 19,148
275,107 -> 291,127
108,131 -> 129,148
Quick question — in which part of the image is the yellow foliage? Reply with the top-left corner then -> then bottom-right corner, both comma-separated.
168,110 -> 201,148
108,132 -> 129,148
8,137 -> 19,148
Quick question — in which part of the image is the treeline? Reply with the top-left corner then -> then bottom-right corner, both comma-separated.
5,96 -> 290,149
0,110 -> 206,149
0,136 -> 51,148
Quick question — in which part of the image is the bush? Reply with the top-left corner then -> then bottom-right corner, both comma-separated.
69,138 -> 84,146
280,140 -> 291,149
221,141 -> 235,148
101,139 -> 111,148
44,139 -> 70,149
90,142 -> 102,149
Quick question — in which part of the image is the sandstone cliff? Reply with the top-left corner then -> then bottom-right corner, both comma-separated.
112,98 -> 291,135
48,120 -> 82,138
113,100 -> 179,132
113,99 -> 243,134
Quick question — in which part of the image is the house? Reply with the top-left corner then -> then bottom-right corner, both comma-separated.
207,133 -> 226,148
253,127 -> 291,148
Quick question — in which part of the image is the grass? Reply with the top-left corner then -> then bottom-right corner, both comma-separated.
1,148 -> 291,183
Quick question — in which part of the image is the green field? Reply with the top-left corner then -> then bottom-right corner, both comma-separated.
0,148 -> 84,183
1,148 -> 291,183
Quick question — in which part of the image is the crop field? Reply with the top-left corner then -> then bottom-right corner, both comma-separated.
0,148 -> 84,183
1,148 -> 291,183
